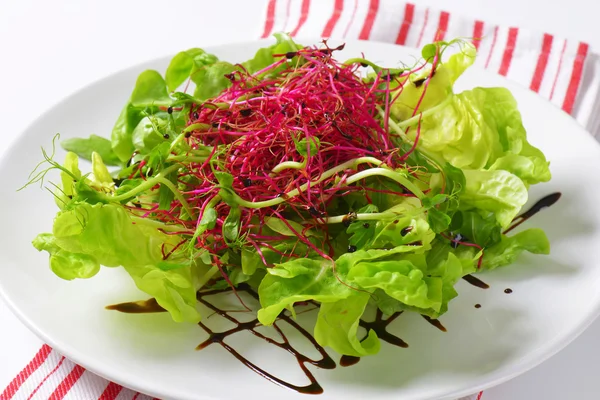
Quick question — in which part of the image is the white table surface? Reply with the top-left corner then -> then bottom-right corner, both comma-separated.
1,1 -> 598,399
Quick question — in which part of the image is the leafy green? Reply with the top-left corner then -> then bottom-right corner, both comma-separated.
111,103 -> 144,163
192,62 -> 236,100
158,171 -> 176,210
165,48 -> 219,91
243,33 -> 302,74
26,37 -> 556,359
89,152 -> 114,191
482,228 -> 550,270
32,233 -> 100,280
315,292 -> 380,357
390,44 -> 550,189
459,169 -> 528,228
132,116 -> 169,155
427,207 -> 451,233
49,202 -> 199,323
57,152 -> 81,204
61,135 -> 121,166
369,216 -> 434,250
257,258 -> 350,325
130,70 -> 171,107
223,207 -> 242,244
453,210 -> 501,247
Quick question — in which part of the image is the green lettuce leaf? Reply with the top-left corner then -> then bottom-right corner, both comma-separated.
314,292 -> 380,357
131,116 -> 169,155
482,228 -> 550,270
49,202 -> 199,323
391,43 -> 476,119
369,249 -> 465,318
368,215 -> 435,251
61,135 -> 121,166
166,48 -> 219,91
390,43 -> 550,186
459,169 -> 528,228
343,248 -> 462,316
257,258 -> 351,325
191,62 -> 236,101
111,103 -> 145,163
451,210 -> 501,248
243,33 -> 303,74
32,233 -> 100,280
130,70 -> 171,107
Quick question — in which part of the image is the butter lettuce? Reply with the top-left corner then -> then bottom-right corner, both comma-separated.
26,36 -> 555,361
33,202 -> 200,323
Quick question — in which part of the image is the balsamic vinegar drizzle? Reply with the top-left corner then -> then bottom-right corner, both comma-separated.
340,309 -> 408,367
195,285 -> 335,395
504,192 -> 562,234
421,315 -> 447,332
106,298 -> 166,313
462,274 -> 490,289
462,192 -> 562,289
107,192 -> 561,395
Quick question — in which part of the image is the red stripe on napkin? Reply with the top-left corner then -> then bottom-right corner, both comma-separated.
99,382 -> 123,400
0,344 -> 52,400
472,20 -> 484,49
359,0 -> 379,40
261,0 -> 277,38
499,27 -> 519,76
48,365 -> 85,400
322,0 -> 344,37
27,357 -> 66,400
395,3 -> 415,45
435,11 -> 450,41
290,0 -> 310,36
530,33 -> 554,92
562,42 -> 589,113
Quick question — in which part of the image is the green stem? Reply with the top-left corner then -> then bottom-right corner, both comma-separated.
108,164 -> 182,202
343,58 -> 383,71
343,58 -> 404,75
167,155 -> 208,163
130,216 -> 190,233
169,131 -> 188,152
323,207 -> 423,225
183,123 -> 211,133
323,212 -> 399,224
233,157 -> 384,209
345,168 -> 424,198
155,176 -> 194,218
204,195 -> 221,211
272,160 -> 305,173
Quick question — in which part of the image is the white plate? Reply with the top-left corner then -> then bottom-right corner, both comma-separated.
1,39 -> 600,400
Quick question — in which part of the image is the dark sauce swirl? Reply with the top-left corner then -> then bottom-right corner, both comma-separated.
106,192 -> 561,394
195,285 -> 335,395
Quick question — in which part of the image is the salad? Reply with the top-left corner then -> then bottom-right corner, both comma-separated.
28,34 -> 551,358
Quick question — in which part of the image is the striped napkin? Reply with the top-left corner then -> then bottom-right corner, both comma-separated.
0,346 -> 155,400
2,1 -> 596,400
263,0 -> 598,136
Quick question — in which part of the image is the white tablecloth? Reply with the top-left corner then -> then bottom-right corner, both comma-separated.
1,1 -> 599,398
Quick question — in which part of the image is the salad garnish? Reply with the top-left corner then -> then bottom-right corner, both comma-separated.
26,34 -> 552,362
